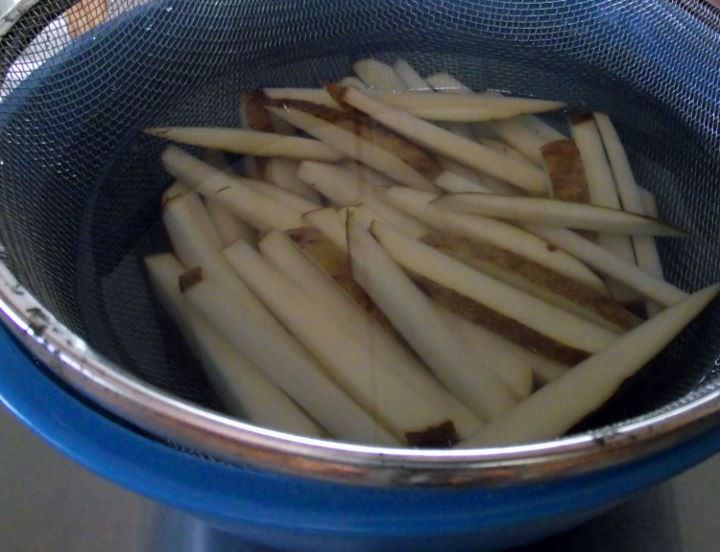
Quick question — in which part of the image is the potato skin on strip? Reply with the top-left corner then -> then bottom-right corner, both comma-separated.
265,97 -> 442,181
414,276 -> 589,365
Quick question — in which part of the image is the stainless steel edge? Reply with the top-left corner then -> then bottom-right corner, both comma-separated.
2,244 -> 720,487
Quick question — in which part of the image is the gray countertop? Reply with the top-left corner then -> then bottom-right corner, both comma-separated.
1,403 -> 718,552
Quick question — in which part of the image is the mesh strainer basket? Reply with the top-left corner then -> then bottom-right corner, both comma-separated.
1,0 -> 720,549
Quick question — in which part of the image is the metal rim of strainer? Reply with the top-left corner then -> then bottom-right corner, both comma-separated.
1,0 -> 720,488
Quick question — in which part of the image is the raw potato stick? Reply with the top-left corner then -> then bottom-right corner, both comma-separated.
265,101 -> 439,191
526,225 -> 689,307
433,193 -> 682,235
435,170 -> 496,194
522,115 -> 567,144
372,221 -> 620,353
145,254 -> 322,436
199,151 -> 259,244
422,232 -> 642,333
182,271 -> 399,446
239,90 -> 274,178
223,240 -> 463,444
437,307 -> 534,399
147,127 -> 343,162
161,146 -> 305,231
205,199 -> 256,246
302,208 -> 348,252
489,117 -> 548,166
298,161 -> 430,237
335,85 -> 566,121
246,181 -> 319,214
594,113 -> 667,315
393,58 -> 432,91
162,187 -> 286,322
162,184 -> 224,251
480,138 -> 537,167
416,277 -> 589,365
338,76 -> 367,89
260,230 -> 483,438
423,72 -> 483,139
265,158 -> 323,203
461,283 -> 720,447
570,113 -> 640,302
329,84 -> 550,194
283,223 -> 537,396
380,187 -> 608,292
353,58 -> 408,90
436,166 -> 518,195
341,160 -> 397,188
638,189 -> 666,316
348,217 -> 517,420
391,59 -> 476,139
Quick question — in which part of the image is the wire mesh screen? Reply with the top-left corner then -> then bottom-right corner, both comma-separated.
0,0 -> 719,432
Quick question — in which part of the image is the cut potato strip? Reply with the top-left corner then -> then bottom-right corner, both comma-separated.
434,193 -> 682,236
147,127 -> 343,162
298,161 -> 430,238
182,269 -> 399,446
542,139 -> 591,204
287,221 -> 543,395
285,226 -> 394,333
435,170 -> 495,194
354,58 -> 408,90
265,158 -> 323,203
162,186 -> 224,251
422,232 -> 642,333
570,113 -> 640,302
522,115 -> 567,143
205,199 -> 256,246
260,230 -> 483,438
223,240 -> 461,443
416,277 -> 588,365
197,151 -> 259,245
425,72 -> 472,94
526,225 -> 688,307
246,181 -> 319,214
594,113 -> 669,316
393,58 -> 432,91
489,117 -> 548,166
338,76 -> 367,89
372,221 -> 620,353
423,72 -> 482,139
265,101 -> 438,191
638,189 -> 665,316
330,85 -> 550,194
341,161 -> 396,189
324,82 -> 566,121
479,137 -> 536,167
161,146 -> 304,231
145,254 -> 323,436
437,307 -> 533,399
435,166 -> 518,195
302,208 -> 347,252
380,187 -> 608,293
162,188 -> 282,322
348,218 -> 516,419
239,90 -> 273,178
461,283 -> 720,447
